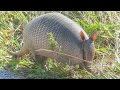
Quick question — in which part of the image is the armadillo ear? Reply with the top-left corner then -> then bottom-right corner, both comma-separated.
89,31 -> 98,41
80,31 -> 85,41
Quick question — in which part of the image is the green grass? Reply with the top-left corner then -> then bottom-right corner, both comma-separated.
0,11 -> 120,79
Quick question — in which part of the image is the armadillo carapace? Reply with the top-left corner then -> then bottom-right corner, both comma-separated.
8,12 -> 98,69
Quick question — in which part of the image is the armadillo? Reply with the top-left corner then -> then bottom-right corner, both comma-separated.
8,12 -> 98,70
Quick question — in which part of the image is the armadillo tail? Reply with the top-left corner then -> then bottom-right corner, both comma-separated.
7,45 -> 29,57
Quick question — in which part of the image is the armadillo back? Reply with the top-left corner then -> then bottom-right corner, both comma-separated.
24,13 -> 89,59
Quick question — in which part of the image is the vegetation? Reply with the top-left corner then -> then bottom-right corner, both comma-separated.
0,11 -> 120,79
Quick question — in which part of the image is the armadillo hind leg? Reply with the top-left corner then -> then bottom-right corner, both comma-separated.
34,55 -> 48,69
78,63 -> 86,70
7,44 -> 29,57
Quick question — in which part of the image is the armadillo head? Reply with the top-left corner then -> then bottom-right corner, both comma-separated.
80,31 -> 98,68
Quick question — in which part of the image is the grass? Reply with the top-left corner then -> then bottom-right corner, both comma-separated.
0,11 -> 120,79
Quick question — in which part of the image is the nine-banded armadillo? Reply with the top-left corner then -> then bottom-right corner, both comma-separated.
8,12 -> 98,70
